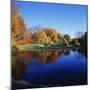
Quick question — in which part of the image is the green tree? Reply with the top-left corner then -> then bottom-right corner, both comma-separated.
64,34 -> 71,44
58,33 -> 69,45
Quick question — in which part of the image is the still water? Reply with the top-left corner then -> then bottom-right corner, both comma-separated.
12,48 -> 87,89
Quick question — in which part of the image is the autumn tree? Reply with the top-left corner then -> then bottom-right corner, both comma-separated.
43,27 -> 59,44
58,33 -> 64,44
58,33 -> 69,45
33,30 -> 49,44
11,8 -> 32,45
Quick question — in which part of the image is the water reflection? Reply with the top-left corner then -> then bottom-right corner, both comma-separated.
33,50 -> 61,64
12,49 -> 71,80
12,48 -> 87,88
63,49 -> 70,56
12,51 -> 32,80
71,47 -> 87,58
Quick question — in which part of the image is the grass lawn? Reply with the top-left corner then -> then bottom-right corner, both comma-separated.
16,44 -> 73,51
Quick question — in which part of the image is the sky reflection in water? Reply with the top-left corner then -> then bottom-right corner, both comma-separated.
12,48 -> 87,88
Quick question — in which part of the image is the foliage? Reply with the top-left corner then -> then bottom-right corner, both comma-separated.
43,27 -> 59,44
11,7 -> 87,48
33,30 -> 49,44
77,31 -> 87,47
11,8 -> 32,45
64,34 -> 71,43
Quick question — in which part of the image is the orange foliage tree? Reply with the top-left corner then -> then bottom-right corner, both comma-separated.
43,27 -> 59,44
11,8 -> 32,45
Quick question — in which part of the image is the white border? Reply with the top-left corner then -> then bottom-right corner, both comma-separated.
18,0 -> 88,5
0,0 -> 89,90
0,0 -> 10,90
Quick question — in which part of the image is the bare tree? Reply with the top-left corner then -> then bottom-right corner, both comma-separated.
29,25 -> 44,34
75,31 -> 84,38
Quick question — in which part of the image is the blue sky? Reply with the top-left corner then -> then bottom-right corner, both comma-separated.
16,1 -> 87,38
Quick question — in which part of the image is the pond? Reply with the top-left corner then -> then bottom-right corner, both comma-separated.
12,48 -> 87,89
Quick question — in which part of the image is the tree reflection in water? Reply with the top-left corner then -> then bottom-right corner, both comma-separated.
63,49 -> 70,56
12,51 -> 33,80
12,49 -> 71,80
